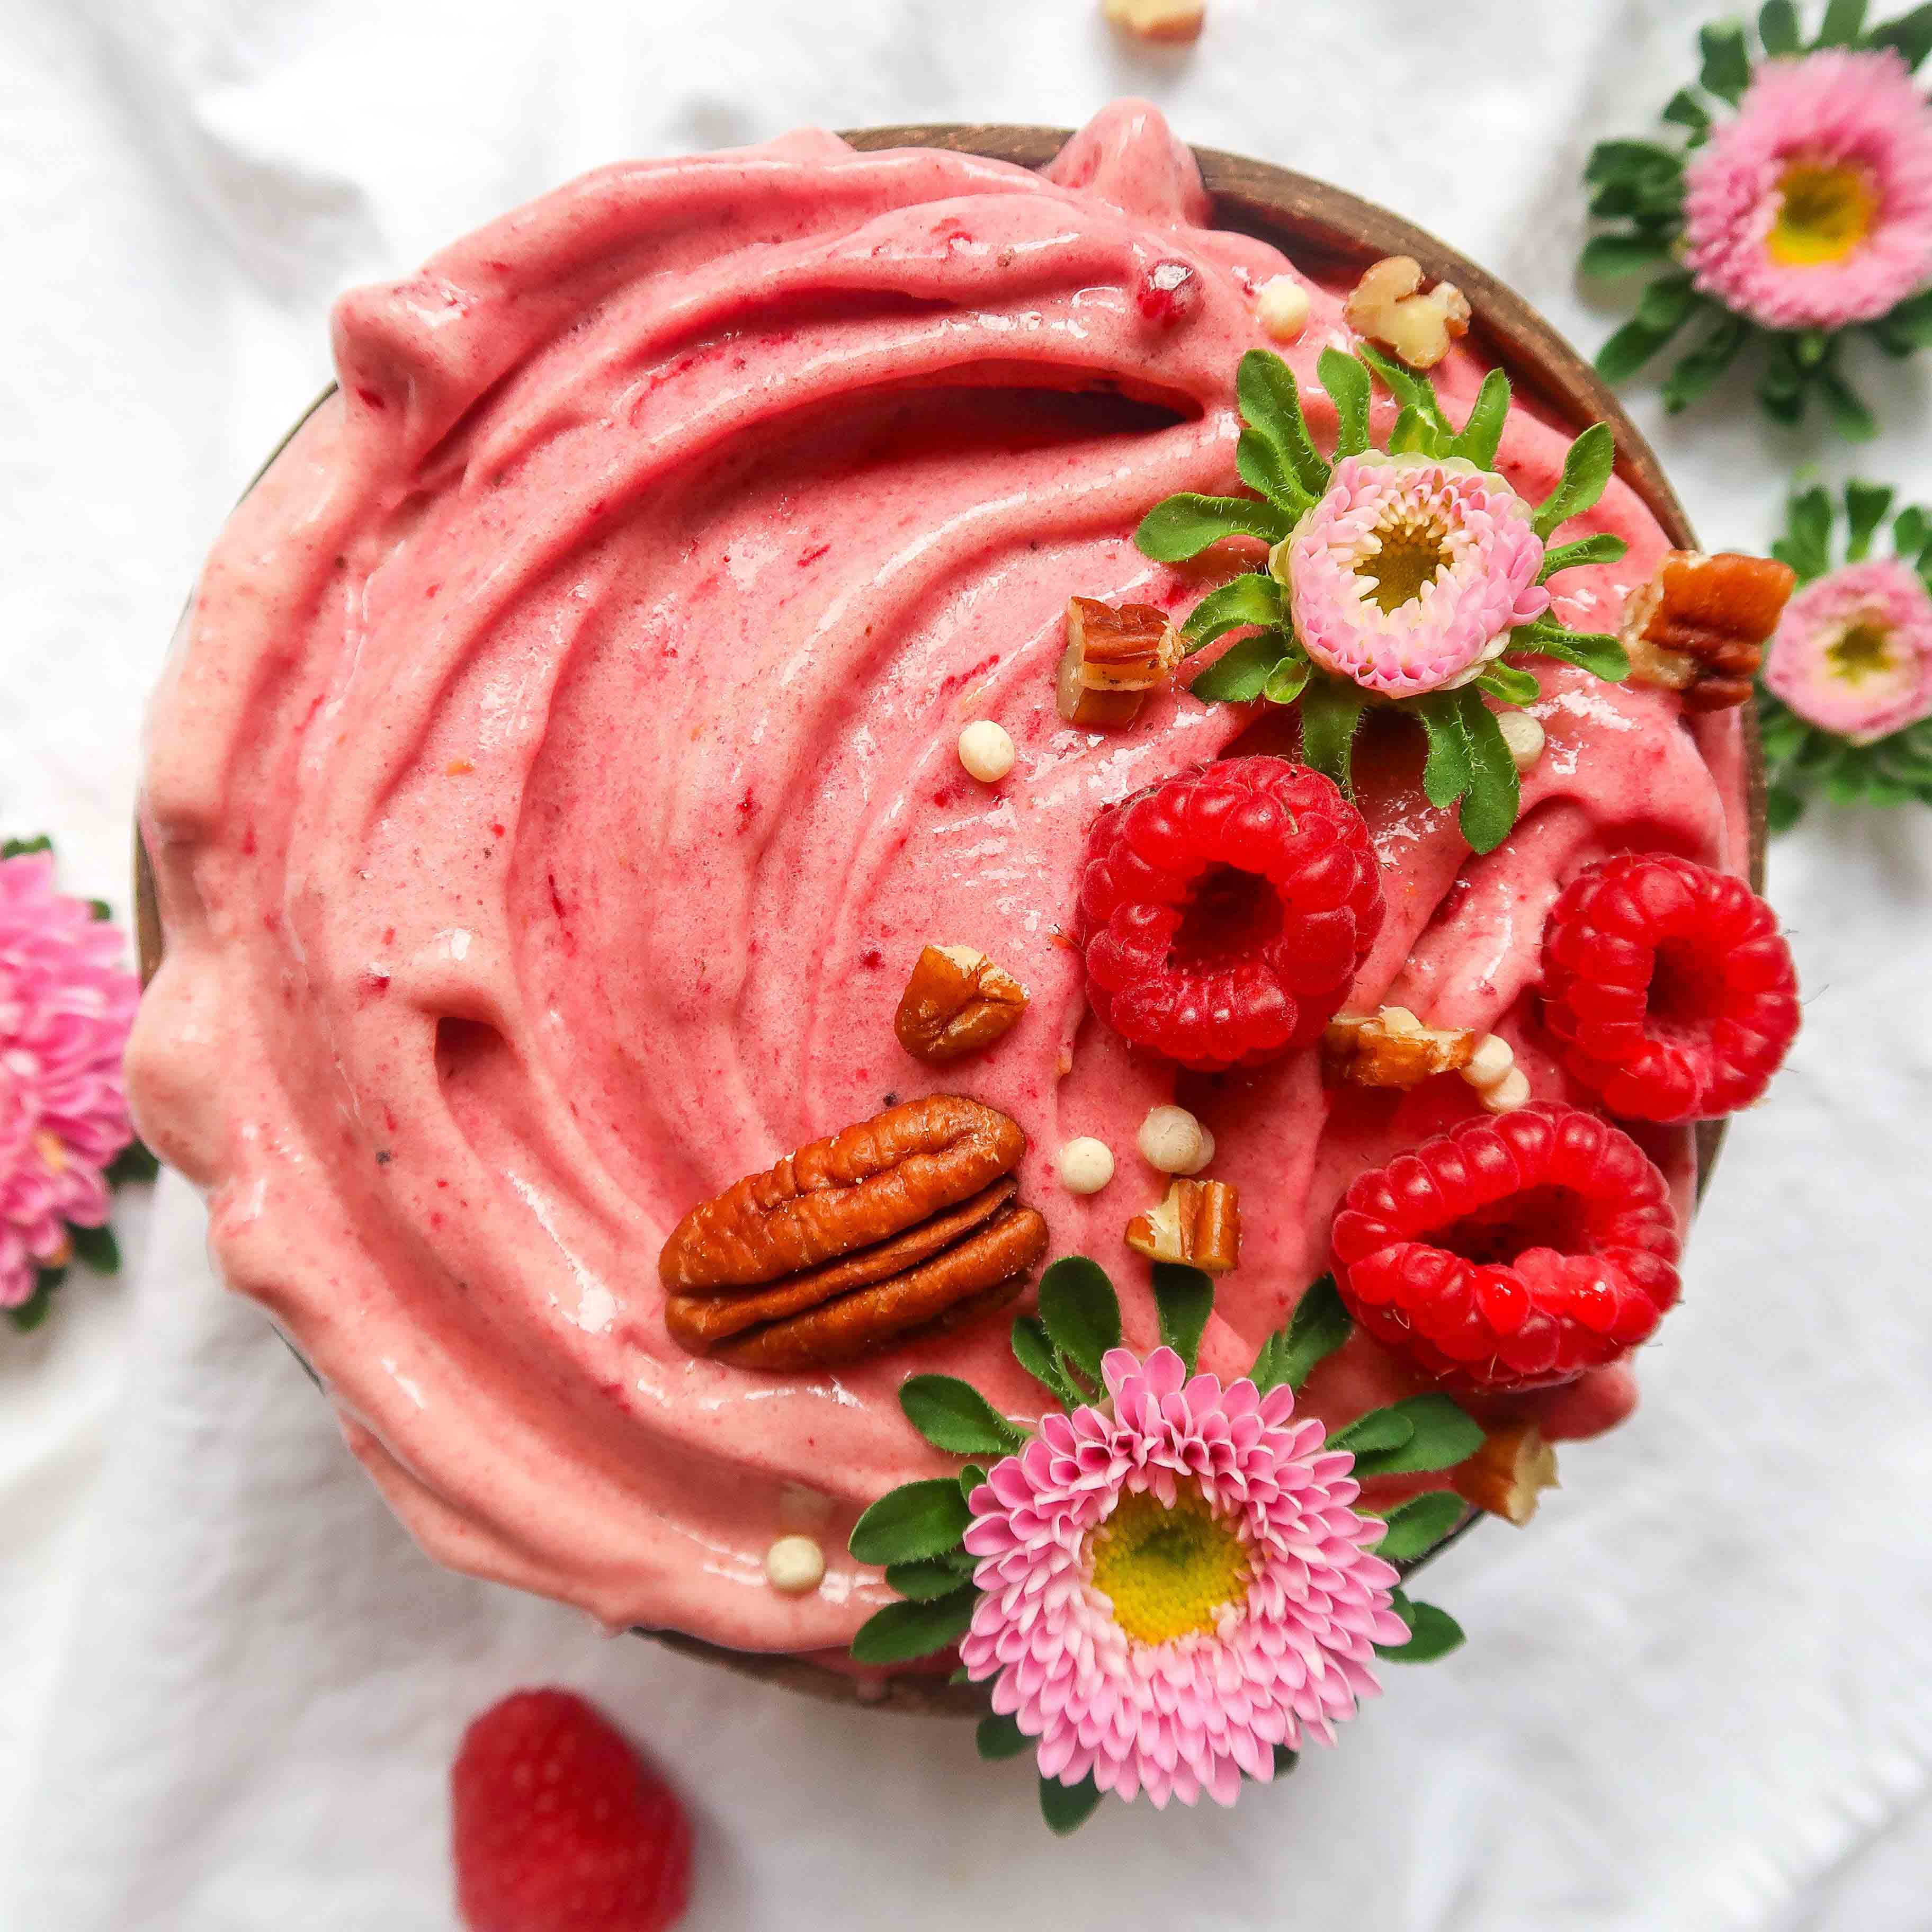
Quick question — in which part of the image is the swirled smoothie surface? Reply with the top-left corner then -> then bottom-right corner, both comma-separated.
132,103 -> 1748,1652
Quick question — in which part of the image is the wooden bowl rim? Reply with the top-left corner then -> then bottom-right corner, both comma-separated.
135,120 -> 1754,1719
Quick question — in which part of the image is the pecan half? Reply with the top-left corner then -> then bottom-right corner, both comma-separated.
1124,1177 -> 1241,1275
660,1095 -> 1047,1369
1325,1007 -> 1477,1089
1344,256 -> 1471,371
1057,596 -> 1183,728
1451,1422 -> 1559,1526
894,945 -> 1028,1064
1619,551 -> 1797,712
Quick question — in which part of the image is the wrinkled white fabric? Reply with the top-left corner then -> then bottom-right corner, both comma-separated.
1,1 -> 1928,1926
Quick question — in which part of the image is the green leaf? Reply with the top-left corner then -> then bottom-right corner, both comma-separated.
1662,315 -> 1750,412
68,1223 -> 120,1275
1584,139 -> 1684,185
1451,690 -> 1522,853
6,1266 -> 65,1331
1814,0 -> 1867,44
848,1478 -> 971,1567
87,898 -> 113,922
1511,621 -> 1632,682
1596,316 -> 1678,384
1263,654 -> 1313,705
1236,430 -> 1307,514
959,1463 -> 988,1501
887,1554 -> 976,1600
1414,692 -> 1474,810
1135,493 -> 1291,561
1819,366 -> 1879,442
1348,1392 -> 1486,1475
1782,482 -> 1837,580
106,1139 -> 162,1186
1539,531 -> 1629,581
1298,676 -> 1368,795
1375,1598 -> 1467,1662
1844,479 -> 1895,561
1355,344 -> 1453,446
1368,1490 -> 1469,1561
1328,1407 -> 1415,1456
1765,775 -> 1808,831
1634,272 -> 1702,335
1698,21 -> 1752,101
1579,232 -> 1672,279
1475,663 -> 1543,707
1891,504 -> 1931,558
1758,0 -> 1802,51
1874,285 -> 1932,350
1236,349 -> 1332,498
898,1375 -> 1026,1457
1152,1263 -> 1214,1374
1532,423 -> 1616,538
1318,347 -> 1373,458
1387,405 -> 1434,455
1039,1773 -> 1103,1836
1180,572 -> 1284,651
1,835 -> 54,860
1035,1256 -> 1122,1385
1447,369 -> 1511,469
1866,2 -> 1932,69
1012,1316 -> 1079,1409
1255,1274 -> 1354,1394
1189,630 -> 1291,702
1661,87 -> 1712,135
849,1586 -> 978,1665
976,1712 -> 1029,1761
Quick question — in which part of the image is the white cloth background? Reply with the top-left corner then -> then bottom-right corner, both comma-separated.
2,0 -> 1929,1925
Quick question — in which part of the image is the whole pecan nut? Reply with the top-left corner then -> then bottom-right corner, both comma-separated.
1619,551 -> 1797,712
894,945 -> 1028,1064
659,1095 -> 1047,1368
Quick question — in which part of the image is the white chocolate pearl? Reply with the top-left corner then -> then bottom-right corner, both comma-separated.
1137,1104 -> 1211,1175
1497,710 -> 1546,774
765,1534 -> 826,1595
1479,1066 -> 1532,1113
1256,275 -> 1311,343
957,720 -> 1015,783
1463,1034 -> 1516,1090
1058,1137 -> 1116,1195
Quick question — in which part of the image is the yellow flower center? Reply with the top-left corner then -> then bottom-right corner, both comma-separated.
1828,618 -> 1897,683
1768,159 -> 1880,267
1358,513 -> 1451,613
1087,1481 -> 1250,1645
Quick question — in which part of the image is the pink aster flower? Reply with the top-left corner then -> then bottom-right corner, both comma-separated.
1764,556 -> 1932,743
1681,50 -> 1932,332
1276,451 -> 1550,699
0,851 -> 140,1307
957,1346 -> 1406,1809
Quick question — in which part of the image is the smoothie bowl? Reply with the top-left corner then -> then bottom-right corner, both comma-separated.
129,103 -> 1800,1770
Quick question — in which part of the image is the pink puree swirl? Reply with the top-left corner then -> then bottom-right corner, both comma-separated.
130,104 -> 1751,1658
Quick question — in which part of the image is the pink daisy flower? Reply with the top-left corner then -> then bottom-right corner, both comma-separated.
957,1346 -> 1406,1809
1276,452 -> 1549,699
1681,49 -> 1932,332
0,851 -> 140,1307
1763,556 -> 1932,743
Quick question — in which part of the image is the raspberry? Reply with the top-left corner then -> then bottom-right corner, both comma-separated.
453,1688 -> 692,1932
1073,756 -> 1384,1072
1540,852 -> 1800,1122
1330,1102 -> 1682,1391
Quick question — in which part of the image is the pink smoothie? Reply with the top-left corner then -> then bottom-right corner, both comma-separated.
131,103 -> 1749,1656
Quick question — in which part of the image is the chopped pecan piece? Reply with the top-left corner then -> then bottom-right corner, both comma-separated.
894,945 -> 1028,1063
1057,596 -> 1183,728
1344,256 -> 1471,371
1618,551 -> 1797,712
1452,1422 -> 1560,1526
1124,1177 -> 1241,1275
660,1095 -> 1048,1370
1102,0 -> 1205,41
1324,1007 -> 1477,1089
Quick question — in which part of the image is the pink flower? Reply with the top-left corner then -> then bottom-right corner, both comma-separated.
1681,50 -> 1932,331
1276,452 -> 1549,698
0,852 -> 140,1307
957,1347 -> 1406,1809
1764,556 -> 1932,744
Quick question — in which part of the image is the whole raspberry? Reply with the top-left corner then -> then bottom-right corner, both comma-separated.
1540,852 -> 1800,1122
1330,1102 -> 1682,1391
452,1688 -> 692,1932
1073,756 -> 1384,1072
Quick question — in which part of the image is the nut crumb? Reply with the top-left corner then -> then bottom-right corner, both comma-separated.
1325,1007 -> 1476,1088
1618,551 -> 1797,712
1453,1423 -> 1559,1525
1057,597 -> 1183,728
1124,1177 -> 1240,1274
895,945 -> 1029,1064
1344,256 -> 1471,370
1102,0 -> 1205,41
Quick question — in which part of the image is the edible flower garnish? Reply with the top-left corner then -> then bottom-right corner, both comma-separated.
1581,5 -> 1932,436
1133,345 -> 1629,853
1758,477 -> 1932,823
847,1260 -> 1480,1833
